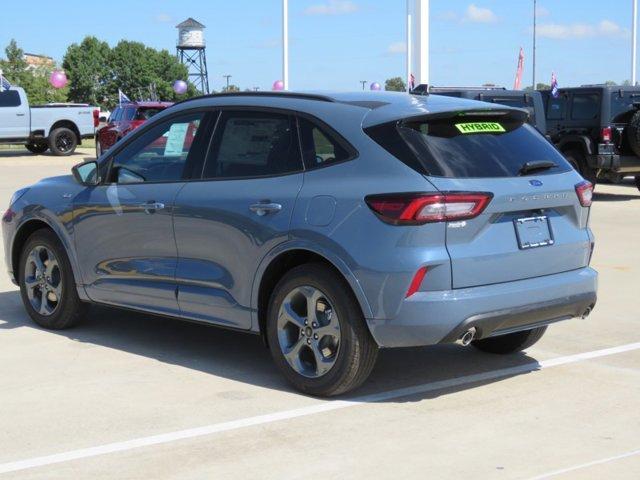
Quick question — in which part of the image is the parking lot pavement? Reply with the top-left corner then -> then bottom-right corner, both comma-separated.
0,148 -> 639,479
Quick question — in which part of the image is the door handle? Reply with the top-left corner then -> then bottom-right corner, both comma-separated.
249,202 -> 282,216
139,201 -> 165,214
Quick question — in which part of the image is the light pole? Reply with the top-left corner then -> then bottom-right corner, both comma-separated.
532,0 -> 537,89
406,0 -> 412,91
360,80 -> 367,90
283,0 -> 289,90
633,0 -> 638,85
223,75 -> 232,91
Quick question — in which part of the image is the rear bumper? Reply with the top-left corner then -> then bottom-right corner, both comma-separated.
590,153 -> 640,174
367,267 -> 597,348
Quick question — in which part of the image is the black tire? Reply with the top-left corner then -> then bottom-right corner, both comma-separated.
635,176 -> 640,192
18,229 -> 87,330
471,326 -> 547,355
95,136 -> 102,159
266,263 -> 379,397
25,142 -> 49,154
565,149 -> 597,185
627,110 -> 640,157
48,127 -> 78,156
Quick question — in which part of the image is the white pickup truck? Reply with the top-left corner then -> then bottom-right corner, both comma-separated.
0,86 -> 98,156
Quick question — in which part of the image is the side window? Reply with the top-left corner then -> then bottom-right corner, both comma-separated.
298,117 -> 352,168
0,90 -> 21,107
203,111 -> 302,179
571,94 -> 599,120
123,107 -> 135,121
110,112 -> 204,184
547,96 -> 566,120
110,107 -> 122,122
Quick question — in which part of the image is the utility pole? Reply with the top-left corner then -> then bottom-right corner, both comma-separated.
283,0 -> 289,90
223,75 -> 232,91
360,80 -> 367,90
633,0 -> 638,85
532,0 -> 537,89
406,0 -> 412,92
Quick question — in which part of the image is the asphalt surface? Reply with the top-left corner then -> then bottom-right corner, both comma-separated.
0,147 -> 639,479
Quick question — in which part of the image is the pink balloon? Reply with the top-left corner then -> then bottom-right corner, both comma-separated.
370,82 -> 381,91
272,80 -> 285,91
49,71 -> 68,89
173,80 -> 188,95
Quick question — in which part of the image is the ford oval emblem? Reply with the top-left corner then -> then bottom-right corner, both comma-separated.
529,179 -> 543,187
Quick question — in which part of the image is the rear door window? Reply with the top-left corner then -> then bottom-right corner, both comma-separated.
0,90 -> 21,107
202,111 -> 303,179
571,94 -> 599,120
366,112 -> 571,178
547,96 -> 566,120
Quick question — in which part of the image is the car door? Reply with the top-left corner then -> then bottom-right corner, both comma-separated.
0,89 -> 29,138
173,109 -> 304,329
73,110 -> 213,316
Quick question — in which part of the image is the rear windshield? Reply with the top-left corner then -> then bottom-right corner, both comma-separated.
135,107 -> 164,121
366,112 -> 571,178
610,92 -> 640,120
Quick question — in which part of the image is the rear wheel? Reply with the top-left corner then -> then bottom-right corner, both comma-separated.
18,229 -> 87,329
565,149 -> 597,185
635,176 -> 640,192
25,142 -> 48,154
471,326 -> 547,354
48,127 -> 77,156
266,263 -> 378,396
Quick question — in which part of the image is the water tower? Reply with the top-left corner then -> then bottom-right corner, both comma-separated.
176,18 -> 210,94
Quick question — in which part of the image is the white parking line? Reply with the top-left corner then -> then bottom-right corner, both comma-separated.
1,342 -> 639,475
527,448 -> 640,479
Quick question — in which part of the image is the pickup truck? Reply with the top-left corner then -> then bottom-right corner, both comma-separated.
0,86 -> 98,156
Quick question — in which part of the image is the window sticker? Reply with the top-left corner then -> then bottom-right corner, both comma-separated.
455,122 -> 506,134
164,123 -> 189,156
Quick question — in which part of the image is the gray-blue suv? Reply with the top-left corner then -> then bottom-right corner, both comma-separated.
2,91 -> 598,396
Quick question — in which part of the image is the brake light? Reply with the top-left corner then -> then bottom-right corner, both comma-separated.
601,126 -> 612,143
406,266 -> 428,297
365,192 -> 493,225
575,181 -> 593,207
93,109 -> 100,128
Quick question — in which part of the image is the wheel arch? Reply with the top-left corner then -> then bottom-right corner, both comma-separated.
50,120 -> 81,144
251,244 -> 373,342
557,136 -> 593,157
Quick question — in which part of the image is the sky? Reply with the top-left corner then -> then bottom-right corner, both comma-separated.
0,0 -> 635,92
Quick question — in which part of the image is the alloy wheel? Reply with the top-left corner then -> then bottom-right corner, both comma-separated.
277,286 -> 341,378
23,245 -> 62,316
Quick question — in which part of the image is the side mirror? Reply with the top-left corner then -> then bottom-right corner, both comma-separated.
72,161 -> 100,186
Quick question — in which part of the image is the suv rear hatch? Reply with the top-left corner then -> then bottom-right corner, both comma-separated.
366,108 -> 593,289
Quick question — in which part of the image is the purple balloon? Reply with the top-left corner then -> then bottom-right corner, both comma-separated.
272,80 -> 285,91
370,82 -> 381,91
49,71 -> 68,89
173,80 -> 188,95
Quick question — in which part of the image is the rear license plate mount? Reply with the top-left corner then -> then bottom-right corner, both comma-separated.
513,215 -> 554,250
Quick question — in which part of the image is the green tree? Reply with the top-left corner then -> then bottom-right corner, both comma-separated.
62,36 -> 111,106
604,80 -> 617,86
385,77 -> 406,92
222,84 -> 240,93
1,39 -> 67,104
525,83 -> 551,91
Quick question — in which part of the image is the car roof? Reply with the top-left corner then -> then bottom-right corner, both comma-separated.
556,85 -> 640,93
170,90 -> 520,128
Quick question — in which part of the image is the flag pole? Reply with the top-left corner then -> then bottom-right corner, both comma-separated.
532,0 -> 537,89
406,0 -> 412,92
283,0 -> 289,90
633,0 -> 638,85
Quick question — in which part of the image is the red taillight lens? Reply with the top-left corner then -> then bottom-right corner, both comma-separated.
406,266 -> 428,298
366,192 -> 493,225
601,126 -> 612,143
93,109 -> 100,128
575,181 -> 593,207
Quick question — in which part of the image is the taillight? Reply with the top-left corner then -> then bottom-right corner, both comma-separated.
365,192 -> 493,225
601,126 -> 612,143
93,109 -> 100,128
575,181 -> 593,207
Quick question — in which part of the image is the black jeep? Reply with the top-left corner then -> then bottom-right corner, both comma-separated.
541,86 -> 640,189
414,85 -> 547,134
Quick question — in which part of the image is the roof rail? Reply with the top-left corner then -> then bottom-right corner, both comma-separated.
172,91 -> 336,107
429,85 -> 507,91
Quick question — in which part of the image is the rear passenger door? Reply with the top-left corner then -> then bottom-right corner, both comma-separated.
173,110 -> 304,328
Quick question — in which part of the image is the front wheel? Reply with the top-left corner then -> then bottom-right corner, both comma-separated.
266,263 -> 378,397
48,127 -> 78,156
25,142 -> 49,154
471,326 -> 547,354
19,229 -> 87,329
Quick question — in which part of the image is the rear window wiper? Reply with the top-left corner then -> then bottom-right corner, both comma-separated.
519,160 -> 557,176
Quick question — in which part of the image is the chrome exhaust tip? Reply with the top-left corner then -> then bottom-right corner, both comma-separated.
581,307 -> 593,319
457,327 -> 477,347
